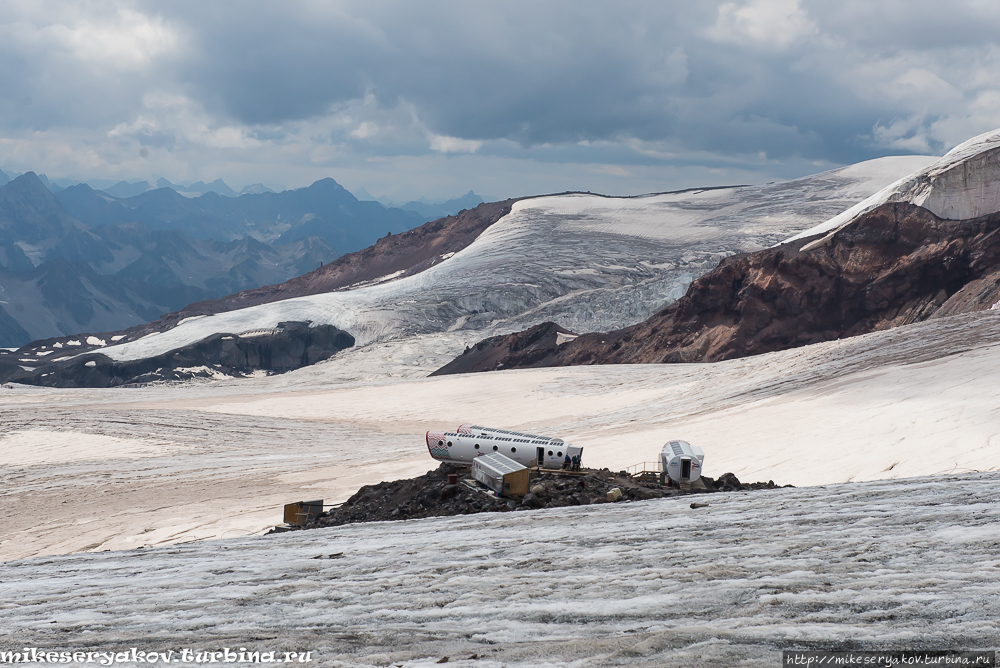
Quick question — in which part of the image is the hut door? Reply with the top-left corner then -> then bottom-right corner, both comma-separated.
680,458 -> 691,480
536,447 -> 545,467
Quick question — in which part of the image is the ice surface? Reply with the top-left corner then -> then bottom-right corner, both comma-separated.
96,156 -> 933,363
1,473 -> 998,666
0,430 -> 183,468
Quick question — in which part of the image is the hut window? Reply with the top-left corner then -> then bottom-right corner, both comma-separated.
438,440 -> 445,446
557,451 -> 563,457
548,450 -> 553,456
511,447 -> 517,453
447,441 -> 453,446
474,444 -> 479,449
493,445 -> 498,451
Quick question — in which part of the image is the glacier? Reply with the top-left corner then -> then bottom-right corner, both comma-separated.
94,156 -> 934,364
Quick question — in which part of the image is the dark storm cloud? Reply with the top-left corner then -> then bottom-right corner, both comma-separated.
2,1 -> 1000,197
161,2 -> 696,140
142,1 -> 999,160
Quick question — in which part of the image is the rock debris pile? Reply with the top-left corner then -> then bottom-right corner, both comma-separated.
284,463 -> 788,532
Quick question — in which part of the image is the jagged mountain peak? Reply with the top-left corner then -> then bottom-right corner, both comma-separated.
0,172 -> 85,246
4,171 -> 56,198
239,183 -> 274,195
302,177 -> 353,196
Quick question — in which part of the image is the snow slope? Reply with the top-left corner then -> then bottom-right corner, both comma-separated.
95,156 -> 933,363
3,308 -> 999,562
2,473 -> 998,667
787,128 -> 1000,246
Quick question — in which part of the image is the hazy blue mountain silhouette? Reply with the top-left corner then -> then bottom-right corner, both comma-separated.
57,177 -> 424,253
103,180 -> 153,198
0,173 -> 342,346
398,190 -> 484,220
154,178 -> 239,197
0,173 -> 84,248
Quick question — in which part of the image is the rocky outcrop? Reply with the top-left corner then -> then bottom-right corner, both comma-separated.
430,321 -> 576,375
0,321 -> 354,388
285,464 -> 785,531
436,201 -> 1000,372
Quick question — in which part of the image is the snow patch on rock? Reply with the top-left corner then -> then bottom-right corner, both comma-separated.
789,128 -> 1000,247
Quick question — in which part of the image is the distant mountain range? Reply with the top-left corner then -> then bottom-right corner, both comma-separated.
0,171 -> 468,346
101,178 -> 274,199
53,177 -> 424,250
2,168 -> 484,213
355,188 -> 484,221
396,191 -> 484,220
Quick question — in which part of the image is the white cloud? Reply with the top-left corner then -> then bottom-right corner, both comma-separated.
595,165 -> 631,177
429,135 -> 484,154
708,0 -> 816,48
871,117 -> 934,153
3,4 -> 178,71
48,8 -> 177,69
106,92 -> 260,150
350,122 -> 378,139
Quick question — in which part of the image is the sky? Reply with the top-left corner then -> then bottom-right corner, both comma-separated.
2,0 -> 1000,201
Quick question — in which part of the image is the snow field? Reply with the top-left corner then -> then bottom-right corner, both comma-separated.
1,473 -> 999,666
3,310 -> 1000,563
200,310 -> 1000,489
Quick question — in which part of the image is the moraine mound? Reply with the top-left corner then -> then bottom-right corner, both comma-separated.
282,463 -> 787,532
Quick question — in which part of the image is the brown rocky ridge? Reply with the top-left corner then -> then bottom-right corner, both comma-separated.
434,201 -> 1000,373
114,198 -> 520,343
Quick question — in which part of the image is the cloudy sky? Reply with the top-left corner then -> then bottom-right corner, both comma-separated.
2,1 -> 1000,201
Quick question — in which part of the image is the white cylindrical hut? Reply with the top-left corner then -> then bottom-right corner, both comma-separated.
659,440 -> 705,485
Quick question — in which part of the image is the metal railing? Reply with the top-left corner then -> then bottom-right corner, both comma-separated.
625,461 -> 662,477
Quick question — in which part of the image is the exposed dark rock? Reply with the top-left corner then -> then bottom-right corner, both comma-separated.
712,473 -> 745,491
431,321 -> 576,376
0,304 -> 31,347
0,321 -> 354,388
280,463 -> 788,532
435,202 -> 1000,373
521,492 -> 544,509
